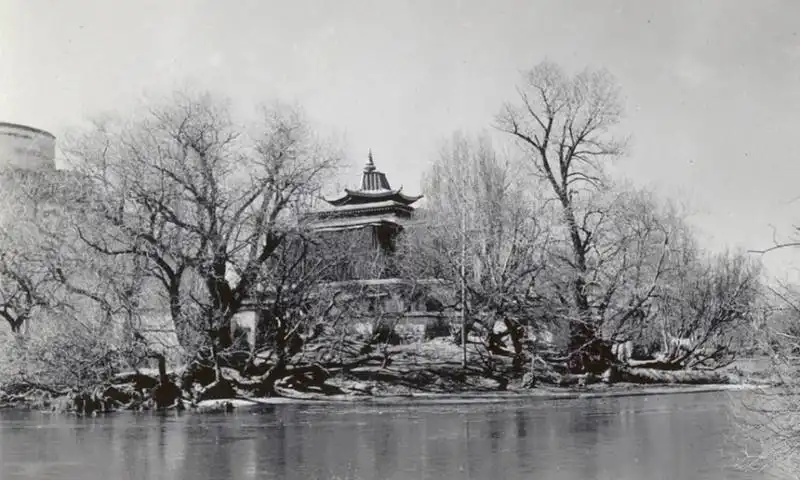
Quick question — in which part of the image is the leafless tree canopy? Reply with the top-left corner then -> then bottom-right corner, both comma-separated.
400,132 -> 551,370
496,62 -> 648,372
490,62 -> 761,375
61,92 -> 339,373
496,60 -> 625,195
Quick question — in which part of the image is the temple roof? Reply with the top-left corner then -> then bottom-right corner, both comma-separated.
309,215 -> 411,232
309,199 -> 416,230
324,151 -> 423,207
315,199 -> 414,217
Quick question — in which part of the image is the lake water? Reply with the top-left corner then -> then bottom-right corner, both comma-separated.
0,391 -> 772,480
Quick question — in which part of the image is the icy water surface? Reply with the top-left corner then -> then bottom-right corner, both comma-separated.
0,391 -> 767,479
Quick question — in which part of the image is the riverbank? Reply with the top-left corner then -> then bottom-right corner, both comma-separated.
0,378 -> 765,413
0,365 -> 766,414
193,382 -> 761,412
0,334 -> 772,414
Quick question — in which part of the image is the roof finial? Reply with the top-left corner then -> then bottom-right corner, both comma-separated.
364,149 -> 376,173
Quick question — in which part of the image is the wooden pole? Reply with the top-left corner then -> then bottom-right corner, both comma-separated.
461,206 -> 467,369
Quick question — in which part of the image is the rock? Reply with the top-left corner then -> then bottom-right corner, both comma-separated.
51,395 -> 73,413
196,400 -> 234,413
113,372 -> 159,391
103,385 -> 134,406
138,398 -> 155,411
72,391 -> 105,415
349,382 -> 374,395
180,362 -> 216,391
29,391 -> 53,410
492,321 -> 508,335
196,378 -> 237,402
521,372 -> 536,388
433,377 -> 449,390
602,367 -> 621,384
475,376 -> 504,391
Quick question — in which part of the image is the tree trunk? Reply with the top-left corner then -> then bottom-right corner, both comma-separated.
168,280 -> 197,352
9,321 -> 22,335
563,200 -> 608,374
149,352 -> 182,409
215,322 -> 234,351
503,317 -> 525,373
568,321 -> 613,374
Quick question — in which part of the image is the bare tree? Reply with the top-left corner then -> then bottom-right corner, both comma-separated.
569,188 -> 672,353
62,92 -> 339,385
652,249 -> 761,370
496,61 -> 627,372
400,132 -> 551,373
731,237 -> 800,476
0,232 -> 52,335
733,284 -> 800,477
0,171 -> 65,335
0,170 -> 151,396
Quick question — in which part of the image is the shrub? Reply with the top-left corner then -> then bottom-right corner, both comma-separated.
0,312 -> 127,391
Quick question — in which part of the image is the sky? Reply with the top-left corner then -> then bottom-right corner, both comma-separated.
2,0 -> 800,280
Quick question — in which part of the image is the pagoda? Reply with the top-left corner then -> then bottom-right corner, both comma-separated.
307,152 -> 450,327
310,151 -> 422,256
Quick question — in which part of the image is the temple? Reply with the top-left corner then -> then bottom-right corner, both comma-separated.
250,151 -> 451,343
309,151 -> 423,270
305,151 -> 447,324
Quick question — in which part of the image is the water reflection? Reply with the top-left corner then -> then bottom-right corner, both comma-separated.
0,392 -> 766,480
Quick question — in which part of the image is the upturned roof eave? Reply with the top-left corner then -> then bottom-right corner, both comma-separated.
312,199 -> 415,218
307,215 -> 409,231
324,189 -> 423,206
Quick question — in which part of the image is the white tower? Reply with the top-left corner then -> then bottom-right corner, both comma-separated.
0,122 -> 56,172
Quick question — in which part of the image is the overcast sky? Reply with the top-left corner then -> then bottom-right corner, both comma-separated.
2,0 -> 800,279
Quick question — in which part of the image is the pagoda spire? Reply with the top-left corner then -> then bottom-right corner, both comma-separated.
360,150 -> 390,191
364,149 -> 376,173
321,148 -> 423,207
